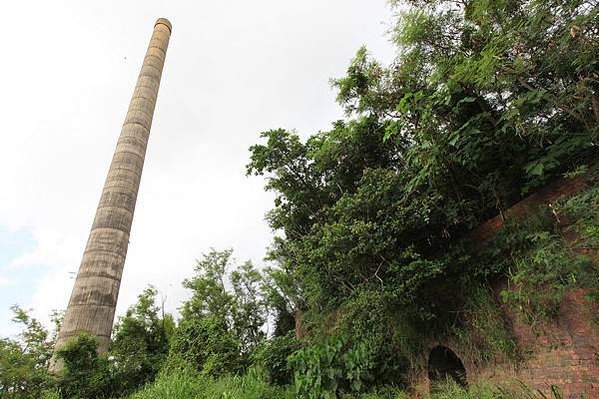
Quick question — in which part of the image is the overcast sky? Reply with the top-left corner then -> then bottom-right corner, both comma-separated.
0,0 -> 395,336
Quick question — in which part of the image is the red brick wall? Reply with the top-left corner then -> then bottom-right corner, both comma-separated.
469,172 -> 594,242
469,168 -> 598,397
477,289 -> 599,398
416,169 -> 599,397
411,289 -> 598,398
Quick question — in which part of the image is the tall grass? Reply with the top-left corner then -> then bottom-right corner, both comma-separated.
128,368 -> 293,399
427,379 -> 577,399
129,372 -> 577,399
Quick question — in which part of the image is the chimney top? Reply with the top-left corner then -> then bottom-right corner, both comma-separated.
155,18 -> 172,33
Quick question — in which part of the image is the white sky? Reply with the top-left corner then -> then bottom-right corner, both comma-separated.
0,0 -> 395,335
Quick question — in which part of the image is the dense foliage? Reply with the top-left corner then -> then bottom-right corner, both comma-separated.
244,0 -> 598,395
109,287 -> 173,394
0,307 -> 57,398
55,334 -> 112,399
248,0 -> 598,316
250,333 -> 300,386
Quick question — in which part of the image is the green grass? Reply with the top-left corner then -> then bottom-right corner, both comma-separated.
128,368 -> 294,399
428,379 -> 587,399
40,390 -> 61,399
451,285 -> 517,364
128,370 -> 577,399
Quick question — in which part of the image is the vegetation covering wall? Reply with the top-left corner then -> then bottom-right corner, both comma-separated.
407,172 -> 599,397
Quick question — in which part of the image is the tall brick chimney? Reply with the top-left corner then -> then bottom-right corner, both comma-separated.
50,18 -> 171,372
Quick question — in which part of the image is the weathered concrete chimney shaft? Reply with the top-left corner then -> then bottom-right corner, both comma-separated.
50,18 -> 171,370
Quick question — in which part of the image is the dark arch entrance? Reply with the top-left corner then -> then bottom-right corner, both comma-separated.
428,346 -> 467,389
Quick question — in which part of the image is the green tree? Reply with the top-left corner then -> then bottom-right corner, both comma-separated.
55,334 -> 113,399
337,0 -> 597,195
110,286 -> 173,395
262,265 -> 301,337
169,316 -> 243,377
175,249 -> 271,374
0,306 -> 56,398
181,249 -> 235,321
230,260 -> 268,351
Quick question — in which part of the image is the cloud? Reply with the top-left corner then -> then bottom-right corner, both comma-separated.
0,0 -> 394,333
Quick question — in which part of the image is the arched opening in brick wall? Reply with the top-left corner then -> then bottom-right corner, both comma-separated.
428,345 -> 467,390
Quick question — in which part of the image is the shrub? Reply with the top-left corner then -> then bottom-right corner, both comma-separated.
251,333 -> 301,385
55,334 -> 114,399
169,316 -> 244,377
289,335 -> 373,398
501,231 -> 593,324
558,184 -> 599,252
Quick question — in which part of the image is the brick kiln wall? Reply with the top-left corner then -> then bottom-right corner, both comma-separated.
471,168 -> 598,397
414,169 -> 598,398
470,288 -> 599,398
